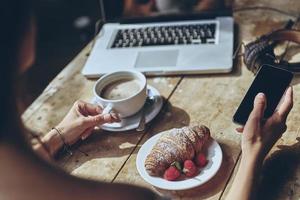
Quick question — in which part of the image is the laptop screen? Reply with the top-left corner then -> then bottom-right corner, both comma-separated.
101,0 -> 229,22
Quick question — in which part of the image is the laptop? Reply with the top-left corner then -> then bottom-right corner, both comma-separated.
82,0 -> 234,78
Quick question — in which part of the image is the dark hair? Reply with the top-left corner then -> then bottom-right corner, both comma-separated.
0,0 -> 33,143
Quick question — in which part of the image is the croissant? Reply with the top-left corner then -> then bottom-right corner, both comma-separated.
145,125 -> 210,176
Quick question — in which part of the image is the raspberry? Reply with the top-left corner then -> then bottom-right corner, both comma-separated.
183,160 -> 197,177
163,166 -> 181,181
196,153 -> 207,167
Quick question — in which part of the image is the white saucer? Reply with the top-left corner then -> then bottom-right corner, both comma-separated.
136,132 -> 223,190
91,85 -> 163,132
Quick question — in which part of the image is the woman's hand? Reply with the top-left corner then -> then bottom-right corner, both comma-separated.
56,100 -> 120,145
237,87 -> 293,163
36,100 -> 120,158
226,87 -> 293,200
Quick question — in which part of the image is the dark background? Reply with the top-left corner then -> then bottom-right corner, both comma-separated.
23,0 -> 101,106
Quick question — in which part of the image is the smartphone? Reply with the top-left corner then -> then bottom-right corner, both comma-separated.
233,64 -> 294,125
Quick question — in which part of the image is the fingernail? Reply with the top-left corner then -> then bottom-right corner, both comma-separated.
257,93 -> 265,99
82,135 -> 87,140
113,113 -> 120,120
103,114 -> 111,121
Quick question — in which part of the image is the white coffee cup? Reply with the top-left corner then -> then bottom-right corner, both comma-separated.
93,70 -> 147,118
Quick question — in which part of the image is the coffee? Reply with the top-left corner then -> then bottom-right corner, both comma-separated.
101,78 -> 141,100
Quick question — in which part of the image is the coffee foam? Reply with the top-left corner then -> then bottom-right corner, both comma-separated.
100,78 -> 141,100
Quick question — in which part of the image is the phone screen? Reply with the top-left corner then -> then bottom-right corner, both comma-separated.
233,65 -> 293,125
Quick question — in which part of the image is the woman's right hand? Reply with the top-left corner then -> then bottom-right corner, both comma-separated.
56,100 -> 120,145
39,100 -> 120,157
236,87 -> 293,163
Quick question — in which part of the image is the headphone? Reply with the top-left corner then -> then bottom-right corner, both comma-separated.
238,20 -> 300,74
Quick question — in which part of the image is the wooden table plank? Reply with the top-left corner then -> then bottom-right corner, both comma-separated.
58,77 -> 182,182
114,64 -> 250,199
22,40 -> 182,181
22,44 -> 95,131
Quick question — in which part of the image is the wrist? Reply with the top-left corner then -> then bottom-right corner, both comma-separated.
229,152 -> 263,200
55,123 -> 72,145
241,144 -> 265,165
240,152 -> 263,171
42,129 -> 64,156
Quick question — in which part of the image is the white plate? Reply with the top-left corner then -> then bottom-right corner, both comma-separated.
136,132 -> 223,190
91,85 -> 163,132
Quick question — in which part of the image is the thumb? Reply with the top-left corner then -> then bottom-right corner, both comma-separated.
248,93 -> 267,124
82,113 -> 117,127
81,115 -> 104,128
243,93 -> 266,138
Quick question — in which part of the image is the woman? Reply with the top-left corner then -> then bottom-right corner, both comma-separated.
0,0 -> 293,199
0,1 -> 156,199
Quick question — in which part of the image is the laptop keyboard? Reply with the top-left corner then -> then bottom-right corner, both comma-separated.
110,22 -> 217,48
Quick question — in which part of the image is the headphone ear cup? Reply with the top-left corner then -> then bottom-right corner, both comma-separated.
244,40 -> 265,73
255,53 -> 276,73
251,57 -> 263,74
243,39 -> 276,74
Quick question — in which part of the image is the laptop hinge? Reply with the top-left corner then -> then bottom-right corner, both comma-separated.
118,10 -> 232,24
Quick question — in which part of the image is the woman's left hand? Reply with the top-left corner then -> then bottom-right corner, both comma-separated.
56,100 -> 120,145
237,87 -> 293,163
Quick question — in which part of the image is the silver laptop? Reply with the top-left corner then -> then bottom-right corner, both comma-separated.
82,0 -> 234,78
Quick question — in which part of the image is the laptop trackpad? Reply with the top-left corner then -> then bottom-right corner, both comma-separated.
135,50 -> 178,68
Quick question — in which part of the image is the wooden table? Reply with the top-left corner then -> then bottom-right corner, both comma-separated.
22,0 -> 300,199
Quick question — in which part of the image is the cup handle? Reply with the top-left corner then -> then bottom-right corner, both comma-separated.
102,103 -> 113,115
92,98 -> 114,115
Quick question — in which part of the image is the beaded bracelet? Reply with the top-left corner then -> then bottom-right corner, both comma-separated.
52,127 -> 73,156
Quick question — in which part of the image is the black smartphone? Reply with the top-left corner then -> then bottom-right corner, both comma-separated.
233,64 -> 294,125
